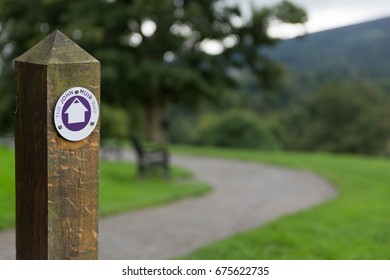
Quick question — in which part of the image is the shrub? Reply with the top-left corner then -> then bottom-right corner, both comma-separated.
100,103 -> 131,139
198,110 -> 279,149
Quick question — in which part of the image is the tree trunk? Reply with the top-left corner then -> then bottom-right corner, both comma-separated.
143,100 -> 169,146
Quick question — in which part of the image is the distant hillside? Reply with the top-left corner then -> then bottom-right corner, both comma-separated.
265,17 -> 390,91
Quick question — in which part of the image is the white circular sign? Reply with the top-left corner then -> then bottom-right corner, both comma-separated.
54,87 -> 99,142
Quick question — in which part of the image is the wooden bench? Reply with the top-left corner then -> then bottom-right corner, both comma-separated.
130,136 -> 170,179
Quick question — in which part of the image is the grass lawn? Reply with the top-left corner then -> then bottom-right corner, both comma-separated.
0,146 -> 211,230
173,145 -> 390,259
99,160 -> 210,216
0,147 -> 15,229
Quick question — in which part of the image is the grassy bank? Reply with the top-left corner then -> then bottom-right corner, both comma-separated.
99,160 -> 210,216
173,146 -> 390,259
0,146 -> 211,230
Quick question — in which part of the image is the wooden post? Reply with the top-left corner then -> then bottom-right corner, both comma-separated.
14,30 -> 100,259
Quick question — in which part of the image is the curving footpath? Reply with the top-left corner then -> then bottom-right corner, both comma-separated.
0,154 -> 336,259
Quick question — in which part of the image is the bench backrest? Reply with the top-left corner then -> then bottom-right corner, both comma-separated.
130,136 -> 144,158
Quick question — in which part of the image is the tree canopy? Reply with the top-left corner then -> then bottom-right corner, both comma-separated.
0,0 -> 306,142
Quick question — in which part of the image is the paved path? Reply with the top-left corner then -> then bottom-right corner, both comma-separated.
0,154 -> 336,259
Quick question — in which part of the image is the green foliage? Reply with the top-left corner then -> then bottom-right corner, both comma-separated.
275,1 -> 308,24
0,146 -> 211,229
282,83 -> 390,154
0,0 -> 306,137
174,146 -> 390,259
198,110 -> 279,149
100,103 -> 131,139
169,115 -> 199,145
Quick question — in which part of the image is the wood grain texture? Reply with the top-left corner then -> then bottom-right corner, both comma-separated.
15,62 -> 49,260
47,63 -> 100,260
15,31 -> 100,260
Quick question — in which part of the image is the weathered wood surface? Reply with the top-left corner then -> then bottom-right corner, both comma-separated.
15,31 -> 100,259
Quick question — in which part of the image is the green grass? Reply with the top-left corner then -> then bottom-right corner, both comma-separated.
173,145 -> 390,259
0,146 -> 211,230
0,147 -> 15,229
99,161 -> 211,216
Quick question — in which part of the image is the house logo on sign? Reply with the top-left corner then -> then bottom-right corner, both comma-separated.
65,98 -> 89,124
54,87 -> 99,142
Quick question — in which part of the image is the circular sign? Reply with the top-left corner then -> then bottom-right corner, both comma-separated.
54,87 -> 99,142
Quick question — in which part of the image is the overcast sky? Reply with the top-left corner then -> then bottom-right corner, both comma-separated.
230,0 -> 390,38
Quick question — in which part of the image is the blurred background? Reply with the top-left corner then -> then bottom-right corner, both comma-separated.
1,0 -> 390,260
1,0 -> 390,155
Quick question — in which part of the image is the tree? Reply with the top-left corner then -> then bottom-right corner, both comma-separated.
0,0 -> 306,143
282,83 -> 390,154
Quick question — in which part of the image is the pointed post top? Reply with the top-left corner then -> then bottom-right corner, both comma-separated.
16,30 -> 99,65
15,29 -> 100,260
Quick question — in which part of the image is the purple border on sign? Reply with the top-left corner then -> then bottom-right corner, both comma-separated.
61,96 -> 91,131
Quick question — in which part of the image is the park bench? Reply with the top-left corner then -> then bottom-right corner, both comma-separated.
130,136 -> 170,179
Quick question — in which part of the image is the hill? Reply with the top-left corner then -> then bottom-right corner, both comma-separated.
265,17 -> 390,91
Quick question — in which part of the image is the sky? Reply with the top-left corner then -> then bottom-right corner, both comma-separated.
231,0 -> 390,38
